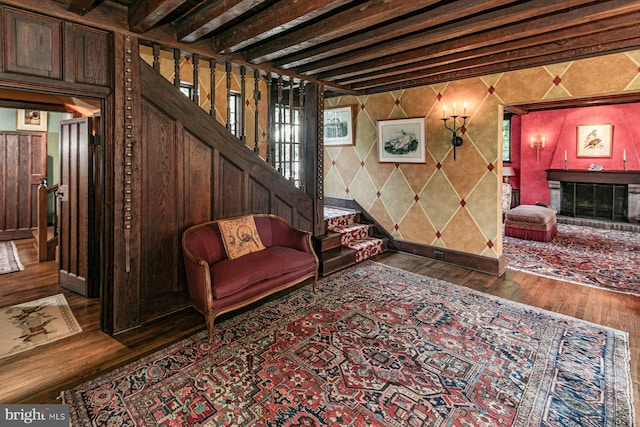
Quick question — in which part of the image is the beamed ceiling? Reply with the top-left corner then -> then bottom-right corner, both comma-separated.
61,0 -> 640,96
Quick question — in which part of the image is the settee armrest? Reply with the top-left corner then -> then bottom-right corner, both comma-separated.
182,234 -> 215,314
264,215 -> 314,254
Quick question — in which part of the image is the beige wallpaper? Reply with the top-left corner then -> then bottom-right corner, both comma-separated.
325,50 -> 640,259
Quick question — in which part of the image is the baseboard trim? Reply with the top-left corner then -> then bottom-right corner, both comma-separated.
392,240 -> 505,276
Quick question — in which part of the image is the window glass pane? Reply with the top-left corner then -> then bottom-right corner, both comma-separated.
502,118 -> 511,162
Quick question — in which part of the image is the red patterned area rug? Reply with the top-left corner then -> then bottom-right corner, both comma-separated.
504,223 -> 640,296
63,262 -> 634,426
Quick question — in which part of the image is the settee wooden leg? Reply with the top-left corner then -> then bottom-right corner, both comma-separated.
312,274 -> 318,293
206,312 -> 215,343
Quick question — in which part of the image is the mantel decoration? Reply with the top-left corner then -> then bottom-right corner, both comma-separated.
324,106 -> 354,146
576,124 -> 612,158
377,117 -> 426,163
16,109 -> 48,132
441,102 -> 467,160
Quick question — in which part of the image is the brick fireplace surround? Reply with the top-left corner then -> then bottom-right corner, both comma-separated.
547,170 -> 640,226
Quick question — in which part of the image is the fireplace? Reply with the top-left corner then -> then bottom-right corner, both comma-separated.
560,183 -> 627,221
547,170 -> 640,224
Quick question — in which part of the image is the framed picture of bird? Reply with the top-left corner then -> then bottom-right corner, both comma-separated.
576,124 -> 612,158
377,117 -> 426,163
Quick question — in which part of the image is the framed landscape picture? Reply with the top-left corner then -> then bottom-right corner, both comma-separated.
324,106 -> 354,146
378,117 -> 426,163
576,124 -> 612,157
16,109 -> 48,132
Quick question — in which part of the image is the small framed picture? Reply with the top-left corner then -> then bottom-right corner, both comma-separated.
17,109 -> 48,132
324,106 -> 354,146
378,117 -> 426,163
576,124 -> 612,157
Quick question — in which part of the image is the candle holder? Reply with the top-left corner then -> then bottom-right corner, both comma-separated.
624,159 -> 627,171
564,159 -> 567,170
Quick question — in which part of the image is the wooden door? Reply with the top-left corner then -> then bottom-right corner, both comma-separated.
0,132 -> 47,240
58,117 -> 97,297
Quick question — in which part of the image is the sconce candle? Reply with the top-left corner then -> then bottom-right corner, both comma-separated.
564,150 -> 567,161
441,101 -> 469,160
624,149 -> 626,161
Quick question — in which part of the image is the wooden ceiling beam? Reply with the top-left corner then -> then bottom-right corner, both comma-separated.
297,0 -> 590,76
349,24 -> 640,91
275,0 -> 519,70
245,0 -> 440,64
66,0 -> 104,15
214,0 -> 353,54
311,0 -> 640,80
128,0 -> 189,33
176,0 -> 272,43
362,37 -> 640,94
335,12 -> 640,86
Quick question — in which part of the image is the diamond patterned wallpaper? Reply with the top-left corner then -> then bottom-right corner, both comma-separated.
140,47 -> 268,159
325,50 -> 640,259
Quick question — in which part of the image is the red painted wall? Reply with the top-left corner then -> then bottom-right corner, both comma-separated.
510,104 -> 640,206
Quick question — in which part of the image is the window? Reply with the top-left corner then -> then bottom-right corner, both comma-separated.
273,103 -> 302,188
179,83 -> 193,100
502,114 -> 512,163
228,92 -> 242,137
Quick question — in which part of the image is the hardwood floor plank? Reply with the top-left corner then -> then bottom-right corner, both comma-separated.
0,242 -> 637,421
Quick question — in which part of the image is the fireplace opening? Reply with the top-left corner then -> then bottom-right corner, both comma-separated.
561,183 -> 628,222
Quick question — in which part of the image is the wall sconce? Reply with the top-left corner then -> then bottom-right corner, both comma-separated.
530,135 -> 545,162
503,166 -> 515,183
442,102 -> 467,160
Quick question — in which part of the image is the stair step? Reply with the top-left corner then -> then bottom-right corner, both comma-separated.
344,237 -> 385,263
319,246 -> 357,276
314,231 -> 343,252
334,223 -> 370,245
324,206 -> 360,231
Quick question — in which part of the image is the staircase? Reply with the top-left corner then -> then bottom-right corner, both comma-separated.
315,206 -> 387,275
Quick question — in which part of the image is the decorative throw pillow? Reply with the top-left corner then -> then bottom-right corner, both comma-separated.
218,215 -> 266,260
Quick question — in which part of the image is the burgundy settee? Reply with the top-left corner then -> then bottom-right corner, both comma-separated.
182,214 -> 319,341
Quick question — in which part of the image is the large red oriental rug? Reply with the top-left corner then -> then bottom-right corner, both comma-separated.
504,223 -> 640,296
63,262 -> 634,426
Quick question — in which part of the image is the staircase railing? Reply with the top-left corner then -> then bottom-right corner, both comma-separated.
34,179 -> 58,262
138,40 -> 312,191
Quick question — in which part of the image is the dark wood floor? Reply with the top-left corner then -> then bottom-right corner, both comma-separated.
1,239 -> 638,421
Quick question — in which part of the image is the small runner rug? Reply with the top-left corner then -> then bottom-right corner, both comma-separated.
0,241 -> 24,275
0,294 -> 83,359
63,262 -> 634,426
504,223 -> 640,296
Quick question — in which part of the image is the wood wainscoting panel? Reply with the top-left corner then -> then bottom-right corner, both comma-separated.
183,131 -> 213,228
2,7 -> 62,79
139,99 -> 188,321
71,24 -> 111,87
217,155 -> 245,219
248,176 -> 270,214
0,132 -> 47,240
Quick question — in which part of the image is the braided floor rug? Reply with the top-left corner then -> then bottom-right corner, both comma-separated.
63,262 -> 634,426
504,223 -> 640,296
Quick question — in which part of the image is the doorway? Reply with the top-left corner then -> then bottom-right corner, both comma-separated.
0,91 -> 104,305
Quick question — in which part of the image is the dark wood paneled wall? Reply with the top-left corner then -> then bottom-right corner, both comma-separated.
116,59 -> 316,328
0,5 -> 321,335
0,5 -> 111,94
0,132 -> 47,240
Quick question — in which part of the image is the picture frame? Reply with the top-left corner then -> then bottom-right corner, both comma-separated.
576,123 -> 612,158
17,109 -> 48,132
377,117 -> 426,163
324,106 -> 354,146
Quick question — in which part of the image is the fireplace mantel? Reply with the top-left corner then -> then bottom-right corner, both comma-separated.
546,169 -> 640,185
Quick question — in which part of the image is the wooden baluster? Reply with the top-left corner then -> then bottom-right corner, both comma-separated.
289,79 -> 294,182
277,76 -> 284,174
226,62 -> 232,133
265,75 -> 273,165
254,69 -> 260,154
192,54 -> 199,106
298,81 -> 306,190
210,59 -> 216,119
240,66 -> 246,144
173,48 -> 181,89
152,43 -> 160,72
